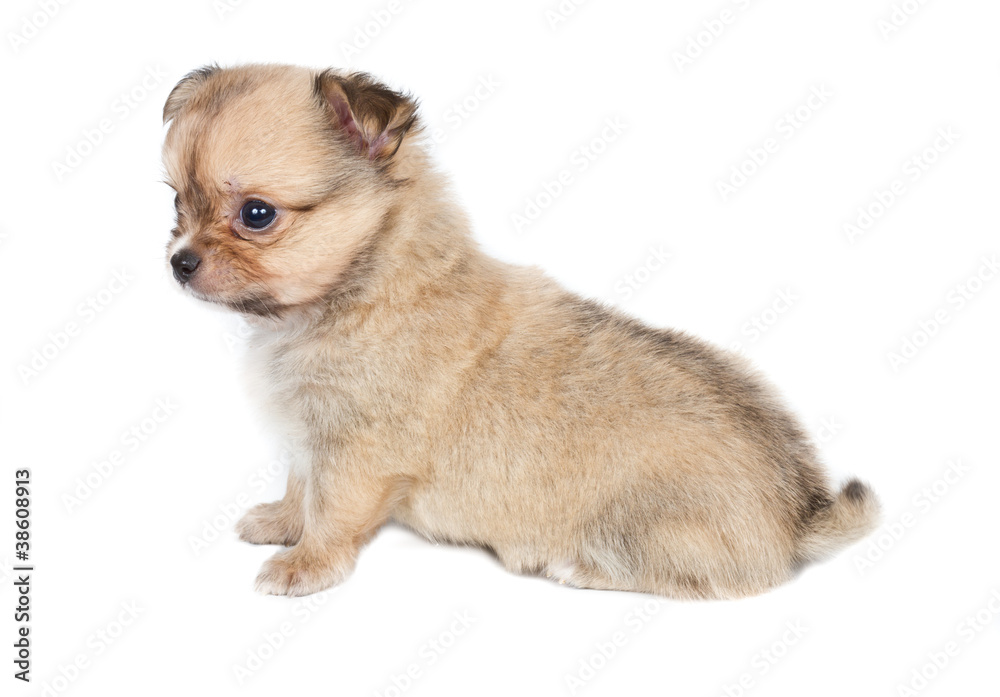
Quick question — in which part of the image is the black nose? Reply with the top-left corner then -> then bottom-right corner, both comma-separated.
171,250 -> 200,284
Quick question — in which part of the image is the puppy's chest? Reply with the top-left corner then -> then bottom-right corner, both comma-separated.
246,332 -> 364,445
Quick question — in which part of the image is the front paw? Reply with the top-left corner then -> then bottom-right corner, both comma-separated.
254,546 -> 354,597
236,502 -> 302,546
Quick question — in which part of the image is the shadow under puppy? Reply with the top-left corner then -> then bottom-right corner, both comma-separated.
162,64 -> 880,598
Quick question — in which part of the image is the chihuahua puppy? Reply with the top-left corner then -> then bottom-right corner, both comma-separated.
162,64 -> 879,598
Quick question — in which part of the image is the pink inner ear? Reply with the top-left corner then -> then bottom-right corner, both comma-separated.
328,93 -> 367,151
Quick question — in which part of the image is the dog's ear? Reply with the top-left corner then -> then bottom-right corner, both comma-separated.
314,70 -> 419,162
163,65 -> 219,124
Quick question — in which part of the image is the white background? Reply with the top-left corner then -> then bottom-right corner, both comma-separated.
2,0 -> 998,695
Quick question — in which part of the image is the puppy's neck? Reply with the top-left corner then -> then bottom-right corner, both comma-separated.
329,159 -> 476,318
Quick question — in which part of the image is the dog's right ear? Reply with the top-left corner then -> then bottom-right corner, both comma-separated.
163,65 -> 219,124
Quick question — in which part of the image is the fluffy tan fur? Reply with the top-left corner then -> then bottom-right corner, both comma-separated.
162,64 -> 880,598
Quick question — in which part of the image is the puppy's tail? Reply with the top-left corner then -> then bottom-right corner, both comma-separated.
796,479 -> 881,562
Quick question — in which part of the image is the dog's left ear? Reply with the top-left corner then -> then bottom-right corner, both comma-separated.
315,70 -> 419,162
163,64 -> 219,123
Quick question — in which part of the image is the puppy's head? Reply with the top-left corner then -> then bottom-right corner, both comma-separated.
161,64 -> 419,318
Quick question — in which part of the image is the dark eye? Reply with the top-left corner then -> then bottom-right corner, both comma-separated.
240,200 -> 276,229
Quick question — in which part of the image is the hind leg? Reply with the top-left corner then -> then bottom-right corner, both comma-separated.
636,550 -> 791,600
543,559 -> 637,592
540,541 -> 781,599
552,559 -> 764,599
491,547 -> 628,590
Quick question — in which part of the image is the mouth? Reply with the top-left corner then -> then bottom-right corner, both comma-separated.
223,294 -> 288,318
175,279 -> 285,319
167,257 -> 286,319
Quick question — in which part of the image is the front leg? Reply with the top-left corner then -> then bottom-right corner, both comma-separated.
235,471 -> 305,546
254,466 -> 410,597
